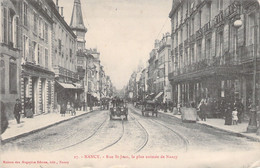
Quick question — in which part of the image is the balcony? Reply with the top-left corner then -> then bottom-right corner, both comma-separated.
214,10 -> 224,25
190,34 -> 195,43
224,1 -> 240,18
168,56 -> 240,82
196,28 -> 203,40
203,21 -> 211,33
54,66 -> 79,80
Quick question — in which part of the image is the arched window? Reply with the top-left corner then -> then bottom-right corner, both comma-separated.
0,60 -> 5,94
9,57 -> 17,94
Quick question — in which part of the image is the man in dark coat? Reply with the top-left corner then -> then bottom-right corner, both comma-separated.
199,100 -> 207,121
13,99 -> 22,124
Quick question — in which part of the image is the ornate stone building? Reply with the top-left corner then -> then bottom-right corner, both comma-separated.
169,0 -> 259,116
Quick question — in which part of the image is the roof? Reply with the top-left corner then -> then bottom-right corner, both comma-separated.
70,0 -> 87,32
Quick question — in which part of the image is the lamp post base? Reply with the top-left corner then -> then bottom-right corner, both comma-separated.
247,108 -> 257,133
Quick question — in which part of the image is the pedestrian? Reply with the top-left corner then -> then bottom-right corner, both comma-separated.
199,100 -> 207,121
13,99 -> 22,124
224,102 -> 233,125
60,102 -> 66,117
25,98 -> 33,118
219,99 -> 226,118
1,101 -> 8,134
232,108 -> 238,125
67,102 -> 71,114
234,98 -> 244,123
71,103 -> 76,116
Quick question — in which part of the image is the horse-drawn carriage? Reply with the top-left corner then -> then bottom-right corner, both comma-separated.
110,98 -> 128,120
141,100 -> 158,117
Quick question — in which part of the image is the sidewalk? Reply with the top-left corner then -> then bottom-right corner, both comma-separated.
157,110 -> 260,142
1,107 -> 100,143
130,105 -> 260,142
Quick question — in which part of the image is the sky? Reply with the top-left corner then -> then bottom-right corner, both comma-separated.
60,0 -> 172,90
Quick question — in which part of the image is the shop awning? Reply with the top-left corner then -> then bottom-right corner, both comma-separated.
154,92 -> 163,100
56,81 -> 83,90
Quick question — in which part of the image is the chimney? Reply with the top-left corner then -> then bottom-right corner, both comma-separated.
61,7 -> 64,17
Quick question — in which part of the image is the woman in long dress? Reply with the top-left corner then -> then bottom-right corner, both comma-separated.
225,102 -> 233,125
25,98 -> 33,118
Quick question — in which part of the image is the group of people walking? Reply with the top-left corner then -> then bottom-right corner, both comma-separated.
60,101 -> 76,117
197,98 -> 244,125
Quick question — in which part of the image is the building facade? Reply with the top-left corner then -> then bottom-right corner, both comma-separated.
50,0 -> 81,111
169,0 -> 260,116
19,0 -> 55,115
147,40 -> 159,97
0,0 -> 21,118
156,32 -> 172,103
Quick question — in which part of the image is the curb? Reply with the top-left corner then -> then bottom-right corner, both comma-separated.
1,109 -> 101,144
130,106 -> 260,142
157,111 -> 260,142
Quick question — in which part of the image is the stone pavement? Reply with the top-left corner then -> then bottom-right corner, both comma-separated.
157,110 -> 260,142
1,107 -> 101,143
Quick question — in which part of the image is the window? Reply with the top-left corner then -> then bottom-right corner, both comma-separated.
197,43 -> 202,61
45,48 -> 48,68
33,41 -> 37,62
206,38 -> 211,60
23,35 -> 29,60
39,18 -> 42,38
199,11 -> 202,28
186,23 -> 189,38
58,39 -> 61,53
248,13 -> 255,45
191,18 -> 194,34
191,46 -> 195,64
219,32 -> 223,57
37,44 -> 40,64
217,0 -> 223,11
0,60 -> 5,94
208,3 -> 211,21
3,7 -> 8,43
13,16 -> 19,48
23,2 -> 28,26
180,29 -> 183,43
45,23 -> 48,43
33,13 -> 38,34
185,48 -> 188,65
9,58 -> 17,94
